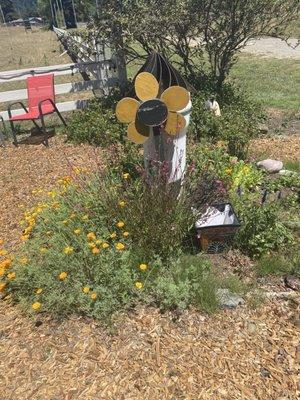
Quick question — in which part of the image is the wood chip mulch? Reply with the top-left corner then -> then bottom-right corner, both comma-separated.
250,134 -> 300,161
0,136 -> 299,399
0,301 -> 299,399
0,136 -> 102,250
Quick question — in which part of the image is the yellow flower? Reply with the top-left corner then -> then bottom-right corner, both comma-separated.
216,140 -> 226,148
20,234 -> 29,242
64,246 -> 74,255
115,242 -> 125,251
0,250 -> 8,256
69,213 -> 76,219
0,259 -> 12,269
123,231 -> 129,237
81,214 -> 89,221
7,272 -> 16,280
116,221 -> 125,228
48,190 -> 57,198
87,232 -> 96,241
118,201 -> 126,207
102,242 -> 109,249
88,242 -> 96,249
82,286 -> 90,294
92,247 -> 100,255
74,228 -> 81,235
91,292 -> 97,300
19,257 -> 28,265
123,173 -> 130,179
40,247 -> 48,254
139,263 -> 148,271
62,219 -> 69,225
225,168 -> 232,175
95,239 -> 102,245
52,202 -> 60,209
59,271 -> 68,280
32,302 -> 41,311
0,267 -> 5,277
0,282 -> 6,292
110,232 -> 117,238
135,281 -> 143,289
36,288 -> 43,294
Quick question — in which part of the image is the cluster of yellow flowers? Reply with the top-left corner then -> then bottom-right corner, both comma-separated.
0,240 -> 14,294
20,202 -> 49,242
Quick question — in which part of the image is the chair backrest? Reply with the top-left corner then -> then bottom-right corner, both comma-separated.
27,74 -> 55,110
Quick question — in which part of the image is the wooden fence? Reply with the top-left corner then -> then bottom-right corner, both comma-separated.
0,27 -> 120,121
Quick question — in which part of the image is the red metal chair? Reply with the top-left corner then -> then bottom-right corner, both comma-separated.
7,74 -> 66,146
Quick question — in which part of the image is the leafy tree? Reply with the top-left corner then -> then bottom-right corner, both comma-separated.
193,0 -> 300,89
90,0 -> 300,91
0,0 -> 17,20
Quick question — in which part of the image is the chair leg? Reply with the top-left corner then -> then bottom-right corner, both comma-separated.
54,106 -> 67,127
40,114 -> 49,147
31,119 -> 43,132
9,120 -> 18,147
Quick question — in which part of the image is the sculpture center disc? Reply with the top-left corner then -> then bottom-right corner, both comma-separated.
137,99 -> 168,127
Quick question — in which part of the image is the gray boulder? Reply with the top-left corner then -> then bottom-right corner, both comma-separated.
257,159 -> 283,173
216,288 -> 245,309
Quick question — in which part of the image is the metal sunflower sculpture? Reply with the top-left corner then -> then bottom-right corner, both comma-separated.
115,71 -> 190,144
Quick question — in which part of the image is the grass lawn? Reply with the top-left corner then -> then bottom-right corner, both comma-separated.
231,54 -> 300,110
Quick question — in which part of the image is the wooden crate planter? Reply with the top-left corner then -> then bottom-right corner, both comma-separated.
195,203 -> 241,253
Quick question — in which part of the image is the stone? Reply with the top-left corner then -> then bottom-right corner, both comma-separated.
245,320 -> 257,334
216,288 -> 245,309
257,159 -> 283,173
258,123 -> 269,134
284,275 -> 300,291
279,169 -> 297,177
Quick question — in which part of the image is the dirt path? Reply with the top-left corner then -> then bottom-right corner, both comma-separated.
243,37 -> 300,59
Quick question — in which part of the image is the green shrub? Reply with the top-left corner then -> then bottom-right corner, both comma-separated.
256,250 -> 300,277
233,193 -> 295,258
190,80 -> 263,159
154,255 -> 219,313
65,98 -> 125,147
3,166 -> 223,322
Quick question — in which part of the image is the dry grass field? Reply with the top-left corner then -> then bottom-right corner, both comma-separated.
0,26 -> 72,72
0,26 -> 92,112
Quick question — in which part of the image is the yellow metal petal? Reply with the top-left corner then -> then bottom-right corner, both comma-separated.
164,112 -> 186,135
135,72 -> 159,101
116,97 -> 139,123
127,122 -> 149,144
161,86 -> 189,111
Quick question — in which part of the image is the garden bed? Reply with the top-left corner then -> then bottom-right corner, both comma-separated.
0,135 -> 299,399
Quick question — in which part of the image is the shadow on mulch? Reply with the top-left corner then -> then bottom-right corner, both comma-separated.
16,127 -> 56,146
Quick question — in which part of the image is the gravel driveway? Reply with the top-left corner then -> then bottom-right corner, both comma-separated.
243,37 -> 300,59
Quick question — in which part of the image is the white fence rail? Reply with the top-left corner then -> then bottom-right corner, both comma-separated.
0,27 -> 119,121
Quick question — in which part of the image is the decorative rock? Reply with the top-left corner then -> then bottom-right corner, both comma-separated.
284,275 -> 300,292
244,320 -> 257,334
216,289 -> 245,309
257,123 -> 269,134
257,159 -> 283,173
279,169 -> 297,177
204,99 -> 221,116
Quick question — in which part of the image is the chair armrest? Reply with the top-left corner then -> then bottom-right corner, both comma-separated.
7,101 -> 28,119
38,98 -> 56,116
